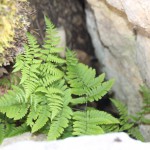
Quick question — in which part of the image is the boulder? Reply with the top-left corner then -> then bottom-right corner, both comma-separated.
1,132 -> 150,150
85,0 -> 150,140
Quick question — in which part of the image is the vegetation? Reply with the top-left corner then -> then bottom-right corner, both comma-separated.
0,17 -> 118,143
0,0 -> 30,66
0,16 -> 149,143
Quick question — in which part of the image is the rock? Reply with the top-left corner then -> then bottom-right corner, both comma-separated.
0,132 -> 150,150
106,0 -> 124,11
29,0 -> 94,56
121,0 -> 150,33
106,0 -> 150,33
85,0 -> 150,140
0,132 -> 47,147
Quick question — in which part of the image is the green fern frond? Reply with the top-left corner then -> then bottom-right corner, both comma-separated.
13,54 -> 24,73
48,106 -> 72,140
39,75 -> 63,88
140,85 -> 150,104
101,124 -> 119,133
47,94 -> 64,120
66,50 -> 114,104
6,123 -> 30,138
140,85 -> 150,114
47,89 -> 72,140
111,98 -> 145,141
39,63 -> 64,76
128,127 -> 145,141
60,122 -> 73,139
31,105 -> 51,133
0,124 -> 5,143
73,110 -> 119,136
110,98 -> 128,121
87,79 -> 114,101
46,54 -> 65,64
111,98 -> 131,129
0,86 -> 29,120
140,117 -> 150,124
44,16 -> 60,47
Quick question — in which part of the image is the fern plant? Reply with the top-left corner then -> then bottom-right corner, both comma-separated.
103,98 -> 145,141
0,16 -> 119,142
138,85 -> 150,124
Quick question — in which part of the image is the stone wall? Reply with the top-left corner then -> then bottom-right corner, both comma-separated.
85,0 -> 150,140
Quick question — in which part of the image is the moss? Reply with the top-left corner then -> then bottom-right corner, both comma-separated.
0,0 -> 30,66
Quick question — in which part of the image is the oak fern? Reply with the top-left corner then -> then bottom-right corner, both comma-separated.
0,17 -> 118,142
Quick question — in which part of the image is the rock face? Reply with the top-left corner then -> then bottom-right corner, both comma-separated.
1,132 -> 150,150
29,0 -> 94,56
85,0 -> 150,140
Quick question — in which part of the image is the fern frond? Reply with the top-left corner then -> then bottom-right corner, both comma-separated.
13,54 -> 24,73
60,121 -> 73,139
47,94 -> 63,120
31,105 -> 51,133
47,89 -> 71,121
0,124 -> 5,143
140,85 -> 150,115
48,106 -> 72,140
110,98 -> 128,122
39,75 -> 63,87
13,33 -> 41,98
128,127 -> 145,141
44,16 -> 60,47
140,85 -> 150,104
73,110 -> 119,136
47,89 -> 72,140
111,98 -> 132,131
46,54 -> 65,64
26,33 -> 41,54
101,124 -> 119,133
110,98 -> 145,141
140,117 -> 150,124
87,79 -> 114,101
6,123 -> 30,138
23,79 -> 39,98
39,63 -> 64,76
0,86 -> 29,120
66,50 -> 114,104
27,104 -> 50,133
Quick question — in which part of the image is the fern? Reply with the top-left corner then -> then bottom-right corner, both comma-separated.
110,98 -> 144,141
139,85 -> 150,122
66,50 -> 114,104
0,113 -> 29,143
0,124 -> 5,143
0,17 -> 118,142
73,110 -> 119,135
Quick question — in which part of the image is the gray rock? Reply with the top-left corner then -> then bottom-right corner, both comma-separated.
85,0 -> 150,140
0,132 -> 150,150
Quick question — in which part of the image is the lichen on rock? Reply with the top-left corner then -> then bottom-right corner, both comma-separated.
0,0 -> 31,66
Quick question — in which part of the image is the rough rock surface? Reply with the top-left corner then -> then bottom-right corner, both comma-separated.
106,0 -> 150,32
29,0 -> 94,56
85,0 -> 150,140
1,132 -> 150,150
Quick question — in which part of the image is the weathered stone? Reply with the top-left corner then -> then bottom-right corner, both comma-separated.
1,132 -> 150,150
106,0 -> 150,33
85,0 -> 150,140
106,0 -> 123,11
